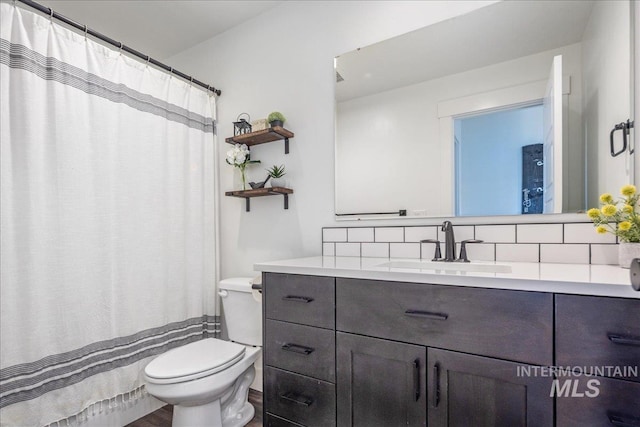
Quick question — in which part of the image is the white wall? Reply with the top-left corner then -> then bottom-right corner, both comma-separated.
167,1 -> 496,277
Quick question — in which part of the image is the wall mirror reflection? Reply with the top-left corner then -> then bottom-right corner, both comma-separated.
334,0 -> 635,219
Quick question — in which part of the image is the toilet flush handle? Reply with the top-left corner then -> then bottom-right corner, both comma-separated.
218,290 -> 229,298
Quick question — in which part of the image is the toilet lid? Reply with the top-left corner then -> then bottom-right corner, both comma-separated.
145,338 -> 246,382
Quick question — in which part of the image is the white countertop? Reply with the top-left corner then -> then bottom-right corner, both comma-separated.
254,256 -> 640,299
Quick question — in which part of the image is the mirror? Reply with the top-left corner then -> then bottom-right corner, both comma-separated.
335,0 -> 634,218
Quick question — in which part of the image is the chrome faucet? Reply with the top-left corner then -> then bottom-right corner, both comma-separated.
441,221 -> 456,262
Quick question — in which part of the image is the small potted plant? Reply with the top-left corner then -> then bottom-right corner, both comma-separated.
267,111 -> 286,128
267,164 -> 287,188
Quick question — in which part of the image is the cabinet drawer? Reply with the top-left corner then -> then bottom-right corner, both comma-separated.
266,413 -> 305,427
336,278 -> 553,365
265,273 -> 335,329
556,376 -> 640,426
265,366 -> 336,427
265,319 -> 335,382
556,295 -> 640,382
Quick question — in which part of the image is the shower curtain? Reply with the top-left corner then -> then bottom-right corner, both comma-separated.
0,2 -> 219,425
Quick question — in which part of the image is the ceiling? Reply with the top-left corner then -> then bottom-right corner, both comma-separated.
35,1 -> 282,60
335,0 -> 595,102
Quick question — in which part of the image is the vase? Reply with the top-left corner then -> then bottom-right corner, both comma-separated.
239,165 -> 247,191
618,242 -> 640,268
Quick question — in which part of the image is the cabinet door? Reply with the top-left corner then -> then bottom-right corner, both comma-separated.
336,332 -> 426,427
428,348 -> 553,427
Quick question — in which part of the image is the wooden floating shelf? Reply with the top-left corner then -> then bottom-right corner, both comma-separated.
225,187 -> 293,212
225,126 -> 294,154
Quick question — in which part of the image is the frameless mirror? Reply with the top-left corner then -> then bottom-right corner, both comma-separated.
335,0 -> 634,218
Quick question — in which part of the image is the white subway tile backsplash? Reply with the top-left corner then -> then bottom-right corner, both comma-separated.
564,223 -> 616,244
540,244 -> 589,264
517,224 -> 563,243
475,225 -> 516,243
323,243 -> 335,256
335,243 -> 360,257
362,243 -> 390,258
464,243 -> 496,262
348,227 -> 374,242
496,244 -> 539,262
420,242 -> 440,260
322,221 -> 618,265
375,227 -> 404,242
390,243 -> 420,258
590,244 -> 618,265
323,228 -> 347,242
404,226 -> 438,242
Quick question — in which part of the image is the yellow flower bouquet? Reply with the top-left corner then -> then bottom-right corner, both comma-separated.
587,185 -> 640,242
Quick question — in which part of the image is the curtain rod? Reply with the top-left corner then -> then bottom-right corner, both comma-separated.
15,0 -> 222,96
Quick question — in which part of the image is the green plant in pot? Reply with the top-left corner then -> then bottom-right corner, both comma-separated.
267,111 -> 286,128
267,164 -> 287,188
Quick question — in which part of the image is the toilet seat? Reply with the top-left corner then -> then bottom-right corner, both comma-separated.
144,338 -> 246,384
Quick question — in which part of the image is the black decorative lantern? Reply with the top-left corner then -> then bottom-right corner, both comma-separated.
233,113 -> 252,136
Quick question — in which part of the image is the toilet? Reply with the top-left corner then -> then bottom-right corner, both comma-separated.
144,278 -> 262,427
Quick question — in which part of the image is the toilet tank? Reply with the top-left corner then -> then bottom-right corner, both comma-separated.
219,277 -> 262,346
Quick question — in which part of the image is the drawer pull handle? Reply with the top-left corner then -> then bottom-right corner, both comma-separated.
282,295 -> 314,303
405,310 -> 448,321
432,363 -> 440,408
279,391 -> 313,407
608,412 -> 640,427
608,333 -> 640,347
281,343 -> 315,355
413,359 -> 420,402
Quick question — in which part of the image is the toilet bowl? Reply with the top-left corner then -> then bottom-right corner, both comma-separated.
143,277 -> 262,427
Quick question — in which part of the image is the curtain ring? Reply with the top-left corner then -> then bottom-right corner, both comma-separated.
49,8 -> 54,23
118,42 -> 123,54
83,25 -> 88,40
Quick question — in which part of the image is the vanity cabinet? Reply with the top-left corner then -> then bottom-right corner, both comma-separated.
263,273 -> 336,427
262,272 -> 639,426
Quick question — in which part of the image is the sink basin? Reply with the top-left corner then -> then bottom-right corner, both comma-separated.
377,260 -> 512,274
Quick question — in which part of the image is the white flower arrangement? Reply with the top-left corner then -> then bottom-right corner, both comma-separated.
226,144 -> 260,190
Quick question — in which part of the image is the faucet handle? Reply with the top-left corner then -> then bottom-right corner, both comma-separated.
420,239 -> 442,261
456,239 -> 484,263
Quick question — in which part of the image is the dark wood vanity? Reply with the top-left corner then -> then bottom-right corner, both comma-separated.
261,272 -> 640,427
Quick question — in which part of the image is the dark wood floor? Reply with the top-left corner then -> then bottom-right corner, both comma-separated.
126,389 -> 262,427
